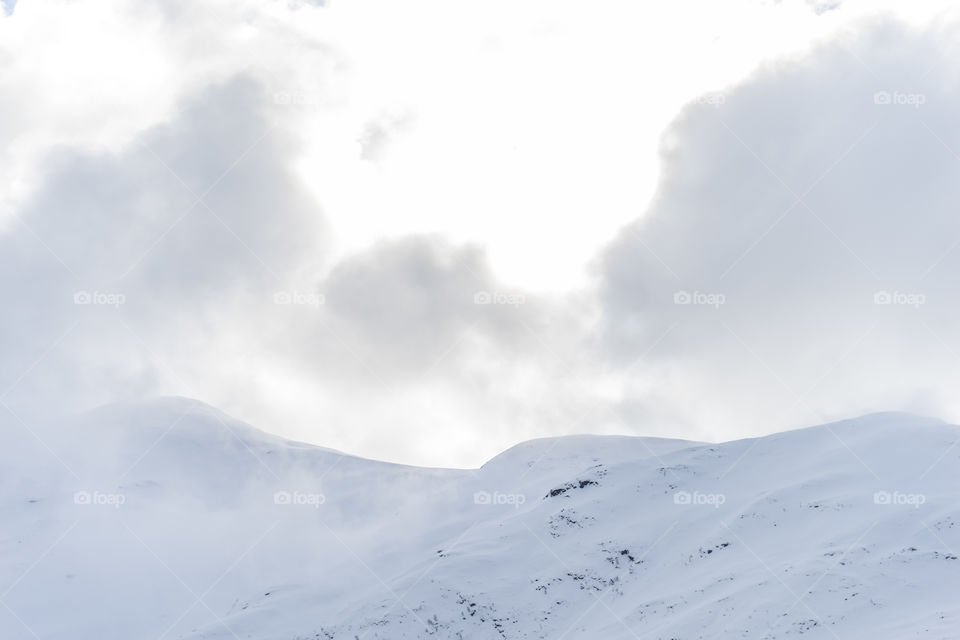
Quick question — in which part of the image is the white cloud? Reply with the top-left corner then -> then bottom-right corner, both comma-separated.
2,0 -> 960,467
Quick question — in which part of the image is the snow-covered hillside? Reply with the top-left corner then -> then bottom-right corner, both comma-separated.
2,399 -> 958,639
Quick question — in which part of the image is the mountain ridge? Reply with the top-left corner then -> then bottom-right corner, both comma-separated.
1,400 -> 957,639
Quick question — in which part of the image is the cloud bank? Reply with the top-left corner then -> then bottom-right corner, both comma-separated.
2,1 -> 960,466
599,18 -> 960,440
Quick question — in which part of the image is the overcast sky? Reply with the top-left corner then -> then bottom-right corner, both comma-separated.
2,0 -> 960,467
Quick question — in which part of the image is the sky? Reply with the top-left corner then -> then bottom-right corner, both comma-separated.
2,0 -> 960,467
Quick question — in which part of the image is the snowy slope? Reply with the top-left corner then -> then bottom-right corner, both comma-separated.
1,399 -> 958,639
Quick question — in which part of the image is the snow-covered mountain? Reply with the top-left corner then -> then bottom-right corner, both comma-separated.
2,399 -> 958,639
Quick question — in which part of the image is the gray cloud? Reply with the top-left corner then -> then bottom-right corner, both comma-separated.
598,18 -> 960,437
252,234 -> 593,463
6,15 -> 960,467
310,235 -> 564,378
0,71 -> 588,465
358,111 -> 416,163
0,76 -> 326,416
